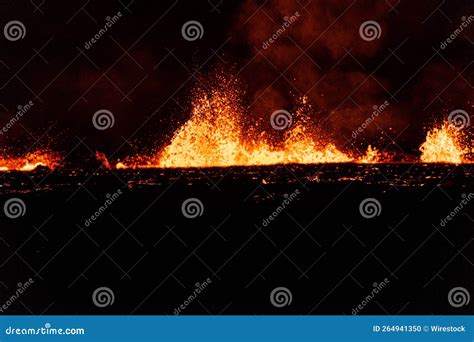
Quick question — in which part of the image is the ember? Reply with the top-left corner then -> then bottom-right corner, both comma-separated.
420,123 -> 469,164
0,150 -> 60,171
116,78 -> 379,169
115,77 -> 471,169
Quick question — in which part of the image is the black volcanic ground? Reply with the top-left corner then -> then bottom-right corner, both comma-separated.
0,164 -> 472,314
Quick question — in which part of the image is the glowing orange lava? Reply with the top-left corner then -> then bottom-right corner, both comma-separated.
116,79 -> 373,169
113,74 -> 473,169
0,151 -> 61,171
419,123 -> 469,164
358,145 -> 381,164
96,151 -> 112,170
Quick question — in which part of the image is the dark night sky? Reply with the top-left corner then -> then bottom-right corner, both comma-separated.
0,0 -> 472,162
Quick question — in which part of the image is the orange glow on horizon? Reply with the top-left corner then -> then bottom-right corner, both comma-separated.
0,151 -> 61,171
2,79 -> 471,171
114,78 -> 472,169
419,123 -> 469,164
116,79 -> 383,169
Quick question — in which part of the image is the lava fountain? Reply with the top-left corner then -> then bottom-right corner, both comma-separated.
117,76 -> 379,169
116,72 -> 473,169
0,150 -> 61,171
419,123 -> 470,164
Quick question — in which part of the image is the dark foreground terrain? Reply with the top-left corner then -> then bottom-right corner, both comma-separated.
0,163 -> 473,314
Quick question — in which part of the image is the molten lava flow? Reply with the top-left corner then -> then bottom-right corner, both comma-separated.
157,82 -> 244,168
114,74 -> 472,169
419,123 -> 468,163
96,151 -> 112,169
118,80 -> 357,169
0,151 -> 61,171
359,145 -> 381,164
